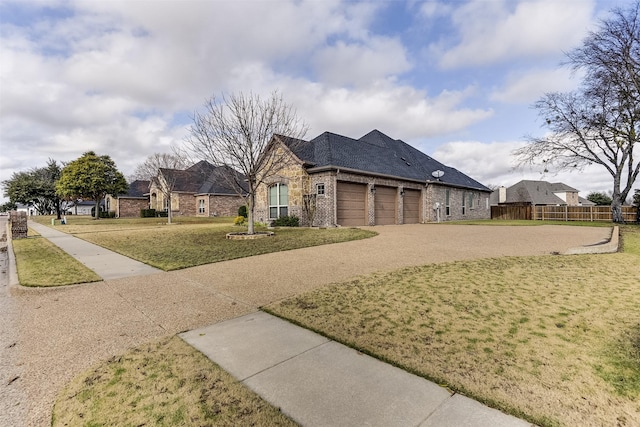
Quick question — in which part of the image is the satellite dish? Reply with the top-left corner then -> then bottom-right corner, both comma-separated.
431,170 -> 445,180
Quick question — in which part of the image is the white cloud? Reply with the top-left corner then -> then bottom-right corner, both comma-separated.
418,1 -> 452,18
432,0 -> 596,69
491,68 -> 581,104
312,37 -> 412,86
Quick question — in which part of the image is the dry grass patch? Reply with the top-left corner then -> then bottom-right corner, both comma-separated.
53,336 -> 296,427
75,224 -> 376,270
11,235 -> 101,286
267,228 -> 640,427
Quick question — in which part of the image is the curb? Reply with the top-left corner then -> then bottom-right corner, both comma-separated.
564,226 -> 619,255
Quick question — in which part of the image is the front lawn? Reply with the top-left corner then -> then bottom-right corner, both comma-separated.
266,225 -> 640,427
52,336 -> 297,426
30,216 -> 377,271
11,235 -> 101,286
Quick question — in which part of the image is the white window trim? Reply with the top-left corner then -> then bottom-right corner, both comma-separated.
269,183 -> 288,220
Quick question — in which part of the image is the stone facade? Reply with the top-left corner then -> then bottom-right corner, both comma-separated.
255,163 -> 491,227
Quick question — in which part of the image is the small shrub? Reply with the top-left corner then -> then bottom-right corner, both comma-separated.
272,215 -> 299,227
140,209 -> 156,218
238,205 -> 248,218
156,211 -> 168,218
233,216 -> 246,226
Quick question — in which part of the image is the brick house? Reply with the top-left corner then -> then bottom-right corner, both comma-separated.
148,161 -> 246,217
490,180 -> 595,206
254,130 -> 491,227
105,180 -> 150,217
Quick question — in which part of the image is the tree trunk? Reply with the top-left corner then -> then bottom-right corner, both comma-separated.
167,194 -> 172,224
247,192 -> 255,235
94,199 -> 100,220
611,197 -> 624,223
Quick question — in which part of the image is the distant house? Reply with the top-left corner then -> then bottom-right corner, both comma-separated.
490,180 -> 595,207
66,200 -> 105,215
254,130 -> 492,227
105,180 -> 150,218
16,203 -> 37,216
148,161 -> 246,217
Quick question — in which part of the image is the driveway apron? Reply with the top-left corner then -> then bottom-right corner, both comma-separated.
5,222 -> 612,426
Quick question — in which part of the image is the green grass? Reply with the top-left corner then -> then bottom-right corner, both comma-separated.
11,235 -> 101,286
33,216 -> 377,271
52,336 -> 297,427
266,225 -> 640,427
16,216 -> 375,285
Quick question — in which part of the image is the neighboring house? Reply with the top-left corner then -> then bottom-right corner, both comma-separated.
254,129 -> 492,227
105,180 -> 150,218
148,161 -> 246,217
490,180 -> 595,206
15,203 -> 37,216
66,200 -> 105,215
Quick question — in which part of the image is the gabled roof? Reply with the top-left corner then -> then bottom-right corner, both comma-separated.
122,180 -> 150,198
492,180 -> 580,205
158,161 -> 247,195
280,129 -> 490,191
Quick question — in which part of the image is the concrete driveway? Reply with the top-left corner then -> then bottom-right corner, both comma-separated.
1,223 -> 612,426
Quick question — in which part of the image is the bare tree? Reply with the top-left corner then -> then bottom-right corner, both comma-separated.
515,2 -> 640,222
130,153 -> 187,182
184,91 -> 308,234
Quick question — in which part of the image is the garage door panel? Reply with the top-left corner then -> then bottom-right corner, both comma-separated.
375,186 -> 396,225
403,189 -> 420,224
337,182 -> 366,226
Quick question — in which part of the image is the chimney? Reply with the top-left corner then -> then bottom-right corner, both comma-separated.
499,186 -> 507,204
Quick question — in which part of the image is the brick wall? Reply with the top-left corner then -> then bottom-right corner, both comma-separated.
208,195 -> 245,217
173,193 -> 196,216
118,198 -> 148,217
425,184 -> 491,222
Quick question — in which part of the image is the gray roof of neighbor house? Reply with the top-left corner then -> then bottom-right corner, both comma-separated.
122,180 -> 150,198
491,180 -> 582,205
158,161 -> 247,195
279,130 -> 490,191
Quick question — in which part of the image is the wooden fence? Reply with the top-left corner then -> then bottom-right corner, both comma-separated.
492,205 -> 638,222
491,205 -> 532,220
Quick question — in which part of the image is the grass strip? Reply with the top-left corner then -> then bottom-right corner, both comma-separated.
52,336 -> 297,427
266,226 -> 640,427
11,235 -> 101,286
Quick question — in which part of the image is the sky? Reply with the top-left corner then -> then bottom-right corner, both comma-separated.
0,0 -> 629,204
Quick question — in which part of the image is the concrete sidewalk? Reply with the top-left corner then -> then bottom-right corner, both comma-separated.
181,311 -> 534,427
28,220 -> 161,280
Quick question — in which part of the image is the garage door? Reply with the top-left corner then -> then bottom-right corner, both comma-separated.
337,182 -> 367,226
403,189 -> 420,224
374,186 -> 397,225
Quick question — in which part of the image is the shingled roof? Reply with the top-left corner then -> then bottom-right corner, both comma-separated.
158,161 -> 247,195
280,130 -> 489,191
492,180 -> 584,205
123,180 -> 150,198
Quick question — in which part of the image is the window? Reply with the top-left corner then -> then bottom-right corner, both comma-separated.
316,183 -> 325,196
269,183 -> 288,219
462,191 -> 467,215
198,199 -> 205,214
445,189 -> 451,216
468,192 -> 474,210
